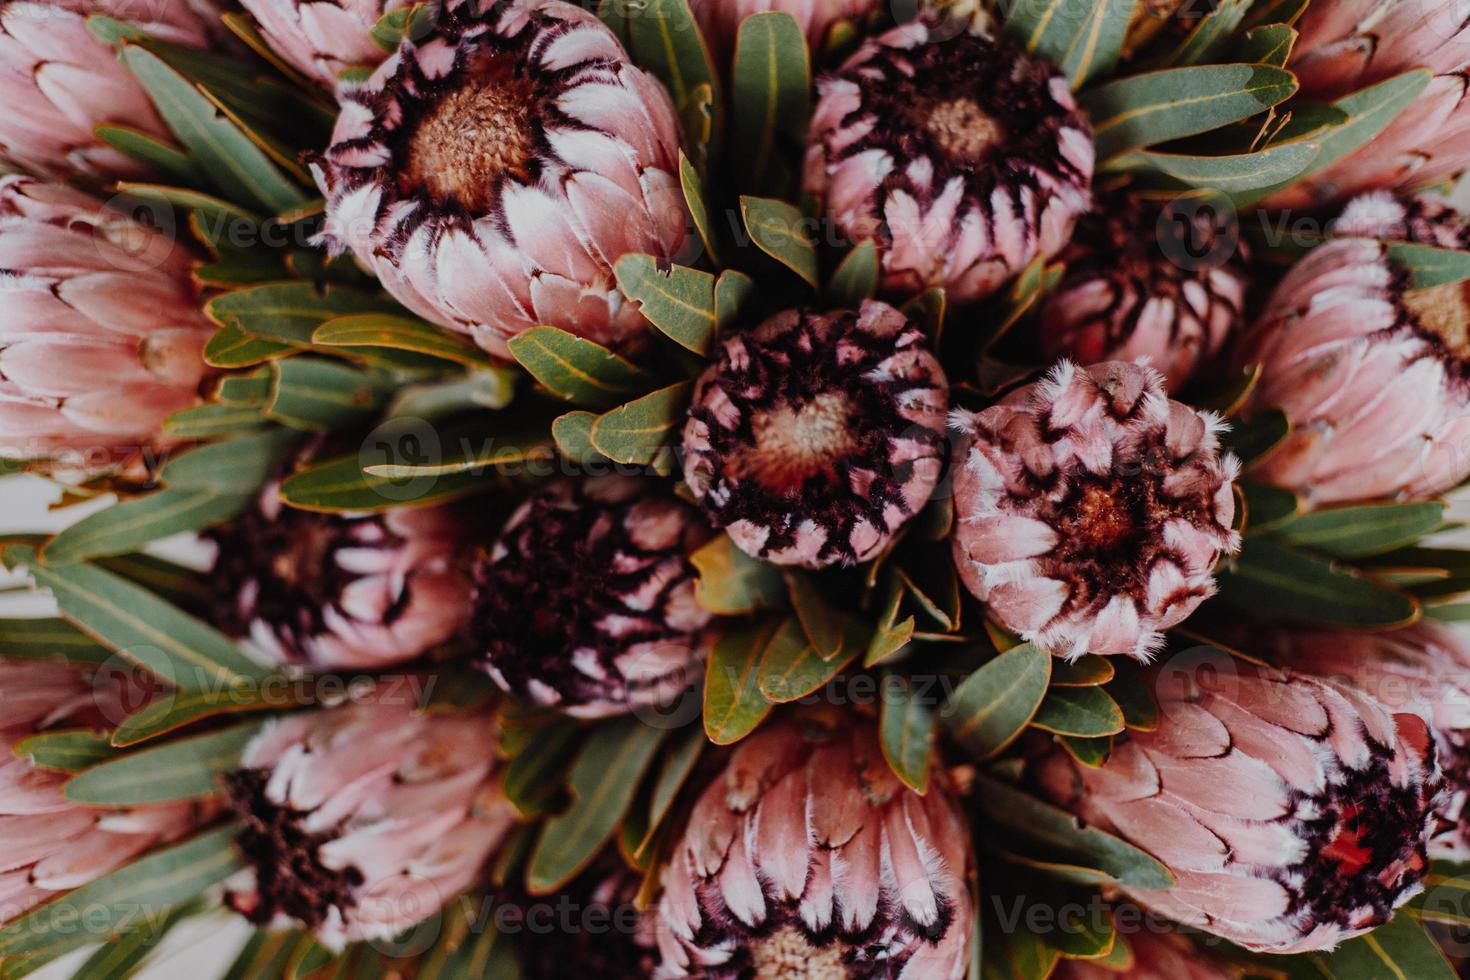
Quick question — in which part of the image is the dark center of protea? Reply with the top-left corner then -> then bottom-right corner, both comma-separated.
1404,281 -> 1470,359
224,768 -> 363,929
1072,481 -> 1143,553
919,97 -> 1005,167
732,392 -> 858,493
401,51 -> 537,213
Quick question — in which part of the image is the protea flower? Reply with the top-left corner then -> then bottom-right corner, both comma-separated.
314,0 -> 688,358
804,15 -> 1093,303
204,485 -> 473,672
224,693 -> 516,947
682,301 -> 949,569
1235,230 -> 1470,505
1039,192 -> 1249,391
1268,0 -> 1470,208
0,660 -> 204,923
0,175 -> 213,468
1333,190 -> 1470,249
241,0 -> 410,87
0,0 -> 218,180
1053,928 -> 1232,980
687,0 -> 875,61
470,476 -> 714,718
951,361 -> 1239,659
1030,662 -> 1442,954
655,715 -> 973,978
1252,620 -> 1470,860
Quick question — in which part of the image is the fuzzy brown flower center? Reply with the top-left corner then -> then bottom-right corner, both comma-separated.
1073,482 -> 1141,552
402,51 -> 537,213
1404,281 -> 1470,358
748,926 -> 850,979
921,97 -> 1006,166
733,392 -> 858,493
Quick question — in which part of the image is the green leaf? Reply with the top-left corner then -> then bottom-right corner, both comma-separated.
66,722 -> 262,805
0,618 -> 113,667
1082,64 -> 1298,163
638,724 -> 706,855
1217,537 -> 1419,628
614,255 -> 717,356
731,12 -> 810,196
827,241 -> 879,307
312,313 -> 493,367
267,358 -> 390,431
880,674 -> 935,794
109,684 -> 293,745
94,125 -> 200,185
691,534 -> 787,614
164,403 -> 267,439
784,571 -> 845,660
716,270 -> 757,332
626,0 -> 721,158
1390,242 -> 1470,290
678,151 -> 721,266
1224,408 -> 1290,466
1106,142 -> 1320,192
1060,734 -> 1112,767
1271,501 -> 1447,558
501,719 -> 581,818
208,283 -> 399,349
526,717 -> 665,894
551,411 -> 608,466
0,825 -> 243,961
1306,913 -> 1456,979
970,775 -> 1174,890
159,428 -> 301,492
757,616 -> 859,703
70,900 -> 198,980
1236,23 -> 1297,66
1049,655 -> 1114,687
43,489 -> 251,565
389,369 -> 516,421
507,327 -> 652,409
740,196 -> 819,287
704,621 -> 778,744
589,381 -> 692,467
120,46 -> 307,214
1160,0 -> 1251,67
1004,0 -> 1135,88
361,416 -> 554,479
218,931 -> 299,980
1106,660 -> 1159,731
865,576 -> 915,667
203,323 -> 294,369
14,729 -> 117,773
943,644 -> 1052,759
11,546 -> 271,688
370,3 -> 437,50
279,453 -> 486,513
1242,480 -> 1300,533
1031,686 -> 1125,737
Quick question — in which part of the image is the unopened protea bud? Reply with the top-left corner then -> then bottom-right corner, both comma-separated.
688,0 -> 875,61
225,693 -> 516,947
1333,190 -> 1470,249
0,176 -> 213,468
1053,928 -> 1232,980
1268,0 -> 1470,207
471,477 -> 713,719
0,0 -> 218,180
205,486 -> 473,672
682,301 -> 949,568
656,716 -> 973,978
1253,620 -> 1470,860
0,660 -> 205,923
805,15 -> 1093,303
1236,230 -> 1470,505
1040,193 -> 1249,391
314,0 -> 688,358
951,361 -> 1239,659
1031,663 -> 1441,954
241,0 -> 410,87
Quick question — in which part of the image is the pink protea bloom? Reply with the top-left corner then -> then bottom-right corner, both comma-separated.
1040,192 -> 1249,392
1053,928 -> 1233,980
205,485 -> 473,672
1031,663 -> 1442,954
1236,217 -> 1470,506
1253,620 -> 1470,861
471,476 -> 714,718
0,660 -> 205,924
655,715 -> 973,978
224,692 -> 517,947
804,16 -> 1093,303
0,175 -> 213,467
682,301 -> 949,569
0,0 -> 218,180
1333,190 -> 1470,248
314,0 -> 688,358
1267,0 -> 1470,208
687,0 -> 876,60
951,361 -> 1240,659
241,0 -> 410,87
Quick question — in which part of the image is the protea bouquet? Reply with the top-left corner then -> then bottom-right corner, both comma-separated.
3,0 -> 1470,977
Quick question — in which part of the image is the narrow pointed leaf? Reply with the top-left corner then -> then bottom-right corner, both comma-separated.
312,313 -> 493,366
1271,502 -> 1447,558
589,381 -> 692,466
43,490 -> 251,564
704,621 -> 778,744
1005,0 -> 1135,88
731,12 -> 809,195
66,722 -> 262,805
784,571 -> 845,659
507,327 -> 652,408
740,196 -> 819,286
1030,686 -> 1125,737
943,644 -> 1052,759
1217,538 -> 1419,627
757,616 -> 859,702
881,674 -> 935,794
614,255 -> 717,356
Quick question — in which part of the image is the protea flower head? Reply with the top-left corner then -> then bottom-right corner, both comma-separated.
804,15 -> 1093,303
0,175 -> 213,468
1252,620 -> 1470,860
225,692 -> 516,947
241,0 -> 410,87
0,0 -> 218,180
1235,228 -> 1470,506
682,301 -> 949,569
1030,662 -> 1442,954
655,714 -> 974,978
314,0 -> 688,358
951,361 -> 1240,659
470,476 -> 714,718
1052,928 -> 1232,980
205,484 -> 473,672
1268,0 -> 1470,207
687,0 -> 876,61
0,660 -> 204,923
1333,190 -> 1470,249
1040,192 -> 1249,391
